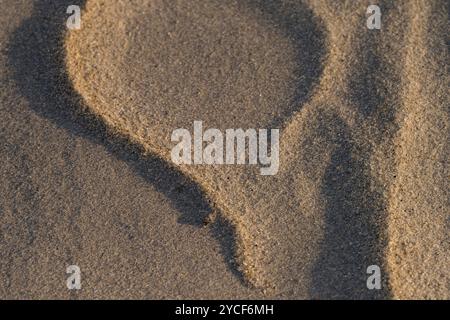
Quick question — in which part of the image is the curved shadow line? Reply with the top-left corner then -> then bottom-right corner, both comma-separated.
6,0 -> 245,284
7,0 -> 325,292
242,0 -> 326,129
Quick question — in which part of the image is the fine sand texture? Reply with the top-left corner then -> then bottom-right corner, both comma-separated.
1,0 -> 449,299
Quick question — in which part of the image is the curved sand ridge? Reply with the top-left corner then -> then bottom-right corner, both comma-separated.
66,0 -> 327,296
66,0 -> 449,298
386,0 -> 449,299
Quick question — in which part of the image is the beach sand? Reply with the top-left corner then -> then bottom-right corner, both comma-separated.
0,0 -> 448,299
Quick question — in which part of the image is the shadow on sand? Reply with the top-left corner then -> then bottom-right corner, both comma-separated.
7,0 -> 245,284
8,0 -> 389,298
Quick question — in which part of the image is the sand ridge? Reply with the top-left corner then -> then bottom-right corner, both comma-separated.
386,0 -> 449,299
1,0 -> 258,299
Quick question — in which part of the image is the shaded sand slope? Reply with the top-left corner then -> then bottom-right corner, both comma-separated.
1,0 -> 258,299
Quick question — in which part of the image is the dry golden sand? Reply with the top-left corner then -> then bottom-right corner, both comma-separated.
0,0 -> 448,299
